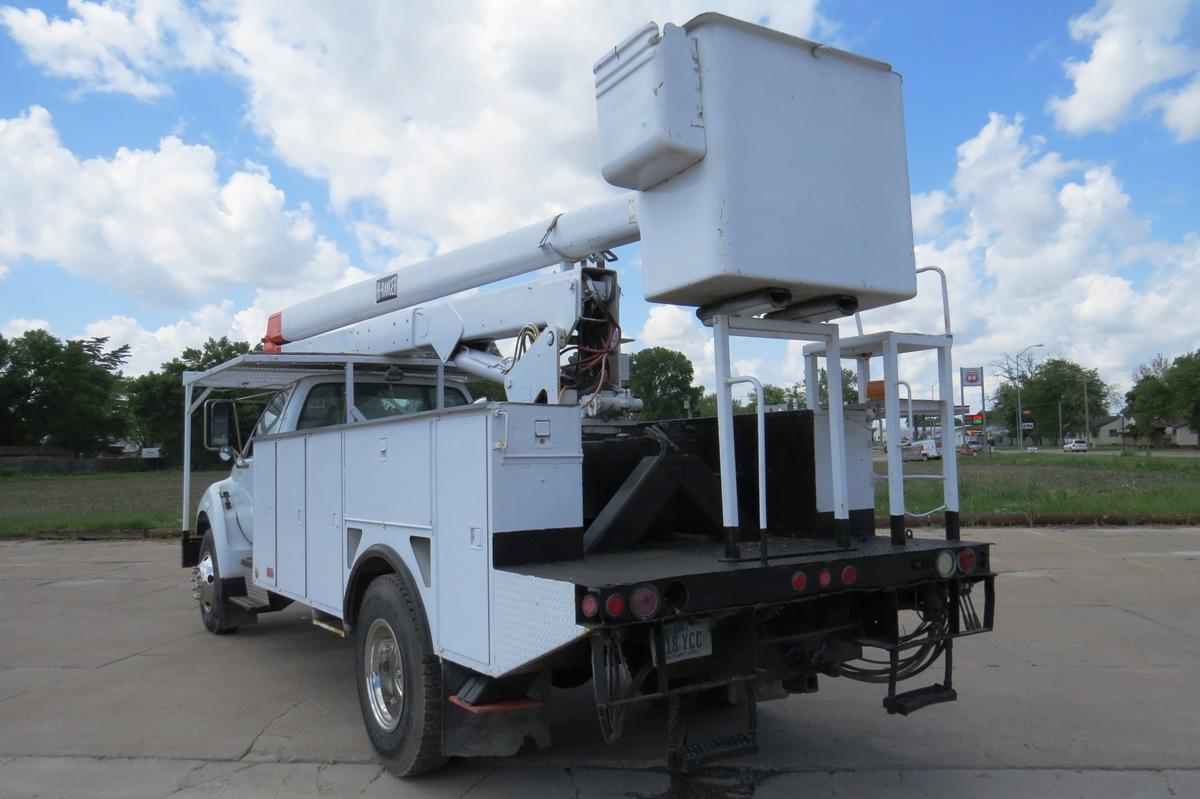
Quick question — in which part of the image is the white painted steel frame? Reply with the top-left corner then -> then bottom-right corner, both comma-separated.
709,314 -> 851,544
726,375 -> 767,531
802,330 -> 960,522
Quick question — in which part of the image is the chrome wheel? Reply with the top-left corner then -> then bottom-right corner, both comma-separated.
364,618 -> 405,732
193,553 -> 215,611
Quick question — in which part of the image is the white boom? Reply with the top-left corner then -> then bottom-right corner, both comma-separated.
266,194 -> 639,347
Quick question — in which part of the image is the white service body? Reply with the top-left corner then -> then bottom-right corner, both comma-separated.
249,401 -> 585,676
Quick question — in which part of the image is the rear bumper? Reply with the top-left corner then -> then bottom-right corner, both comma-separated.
522,537 -> 993,626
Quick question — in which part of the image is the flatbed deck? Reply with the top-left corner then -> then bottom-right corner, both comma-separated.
503,534 -> 967,588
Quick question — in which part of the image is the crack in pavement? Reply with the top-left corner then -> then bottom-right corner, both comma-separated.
457,766 -> 495,799
239,697 -> 310,761
355,767 -> 385,796
165,761 -> 256,796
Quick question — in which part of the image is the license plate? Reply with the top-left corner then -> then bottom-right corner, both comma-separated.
662,619 -> 713,664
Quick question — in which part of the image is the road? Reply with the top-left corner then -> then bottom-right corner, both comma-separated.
2,528 -> 1199,798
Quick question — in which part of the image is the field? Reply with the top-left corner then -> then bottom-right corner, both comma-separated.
0,470 -> 227,535
1,453 -> 1198,535
878,452 -> 1200,517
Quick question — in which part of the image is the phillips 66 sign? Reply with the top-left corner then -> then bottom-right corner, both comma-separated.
961,367 -> 983,386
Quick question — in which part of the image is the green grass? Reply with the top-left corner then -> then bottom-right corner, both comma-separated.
3,453 -> 1197,535
876,452 -> 1200,516
0,469 -> 228,535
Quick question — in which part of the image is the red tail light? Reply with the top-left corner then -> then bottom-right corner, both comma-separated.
580,593 -> 600,619
791,571 -> 808,592
605,593 -> 627,618
817,568 -> 832,589
841,565 -> 858,585
958,548 -> 977,574
630,585 -> 661,620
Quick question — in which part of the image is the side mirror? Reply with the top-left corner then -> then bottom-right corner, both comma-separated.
204,400 -> 241,453
218,445 -> 232,463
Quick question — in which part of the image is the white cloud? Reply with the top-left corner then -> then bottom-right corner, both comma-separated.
210,1 -> 829,256
1047,0 -> 1200,139
910,190 -> 951,240
0,0 -> 217,100
0,105 -> 351,307
867,113 -> 1200,396
84,302 -> 235,374
1,317 -> 51,338
1156,72 -> 1200,141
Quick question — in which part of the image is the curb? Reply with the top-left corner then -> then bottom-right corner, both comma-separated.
0,528 -> 179,541
875,513 -> 1200,528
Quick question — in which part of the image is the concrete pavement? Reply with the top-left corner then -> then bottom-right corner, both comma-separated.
2,527 -> 1199,797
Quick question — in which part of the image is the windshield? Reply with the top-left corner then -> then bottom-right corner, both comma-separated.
253,390 -> 290,438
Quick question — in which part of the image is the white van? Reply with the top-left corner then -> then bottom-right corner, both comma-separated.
904,438 -> 942,461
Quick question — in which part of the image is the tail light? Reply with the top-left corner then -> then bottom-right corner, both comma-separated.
817,568 -> 832,589
791,571 -> 808,592
841,565 -> 858,585
580,593 -> 600,619
935,550 -> 956,578
958,548 -> 977,574
629,584 -> 661,620
605,593 -> 627,618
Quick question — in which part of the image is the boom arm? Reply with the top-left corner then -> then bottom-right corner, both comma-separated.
267,194 -> 639,346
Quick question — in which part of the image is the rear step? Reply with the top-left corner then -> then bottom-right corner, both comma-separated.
883,683 -> 957,715
312,609 -> 346,637
677,732 -> 758,769
229,595 -> 268,611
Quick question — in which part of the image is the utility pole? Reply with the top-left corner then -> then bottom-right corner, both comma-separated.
1013,344 -> 1044,450
1058,397 -> 1063,445
1016,380 -> 1023,450
1082,377 -> 1089,446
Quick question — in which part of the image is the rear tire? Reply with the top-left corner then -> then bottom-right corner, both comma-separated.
354,573 -> 444,777
196,531 -> 238,635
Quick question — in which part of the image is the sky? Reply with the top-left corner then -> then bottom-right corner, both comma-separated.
1,0 -> 1198,411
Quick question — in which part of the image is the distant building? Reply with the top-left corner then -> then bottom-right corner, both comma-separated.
1167,424 -> 1198,447
1089,415 -> 1126,443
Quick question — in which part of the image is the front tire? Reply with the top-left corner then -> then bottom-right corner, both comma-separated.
194,531 -> 238,634
355,574 -> 444,777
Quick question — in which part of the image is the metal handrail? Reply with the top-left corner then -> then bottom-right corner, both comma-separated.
916,266 -> 951,335
725,375 -> 767,532
896,380 -> 915,432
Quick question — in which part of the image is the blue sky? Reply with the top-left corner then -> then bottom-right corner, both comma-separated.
1,0 -> 1198,407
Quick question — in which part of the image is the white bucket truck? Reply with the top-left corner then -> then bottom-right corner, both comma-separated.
181,14 -> 994,776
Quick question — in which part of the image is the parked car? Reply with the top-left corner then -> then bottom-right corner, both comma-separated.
1063,438 -> 1089,452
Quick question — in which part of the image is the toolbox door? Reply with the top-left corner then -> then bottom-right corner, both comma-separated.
435,413 -> 490,665
276,435 -> 307,598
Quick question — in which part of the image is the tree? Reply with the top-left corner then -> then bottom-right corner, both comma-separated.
1126,350 -> 1200,440
0,331 -> 130,455
628,347 -> 703,421
125,337 -> 254,465
990,357 -> 1111,443
744,383 -> 788,412
817,367 -> 859,406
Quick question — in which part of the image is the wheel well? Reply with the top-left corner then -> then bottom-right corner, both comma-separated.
197,512 -> 211,536
344,554 -> 397,627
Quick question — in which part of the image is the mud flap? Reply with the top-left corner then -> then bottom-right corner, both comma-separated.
441,669 -> 552,758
